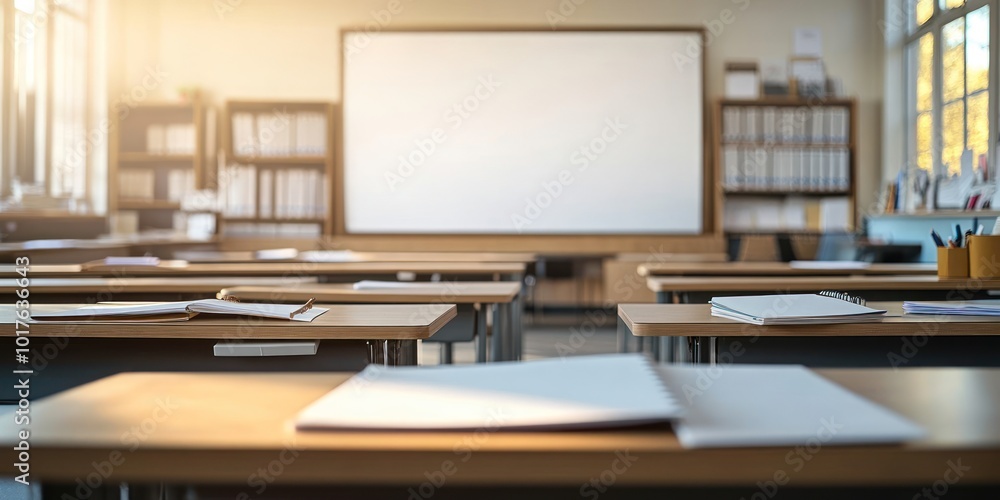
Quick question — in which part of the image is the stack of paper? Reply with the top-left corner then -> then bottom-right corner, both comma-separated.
903,300 -> 1000,316
660,364 -> 926,448
711,294 -> 886,325
293,354 -> 926,449
297,354 -> 682,431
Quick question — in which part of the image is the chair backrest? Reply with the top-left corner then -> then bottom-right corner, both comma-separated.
815,231 -> 859,261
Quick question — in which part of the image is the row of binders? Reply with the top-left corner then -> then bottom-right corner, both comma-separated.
231,111 -> 328,158
220,165 -> 328,220
722,106 -> 850,144
723,146 -> 850,191
118,169 -> 194,202
146,124 -> 197,155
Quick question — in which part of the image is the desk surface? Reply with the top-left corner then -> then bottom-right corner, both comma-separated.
0,304 -> 457,340
647,275 -> 1000,292
221,282 -> 521,304
2,368 -> 997,485
0,276 -> 318,294
620,302 -> 1000,337
176,250 -> 538,264
0,261 -> 527,278
639,262 -> 937,277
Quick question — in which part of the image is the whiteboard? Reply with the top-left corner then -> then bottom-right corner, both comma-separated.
342,30 -> 704,234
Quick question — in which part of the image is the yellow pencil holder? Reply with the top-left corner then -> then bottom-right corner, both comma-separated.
937,247 -> 969,279
967,235 -> 1000,278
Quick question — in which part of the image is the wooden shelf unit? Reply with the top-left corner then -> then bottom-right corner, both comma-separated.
221,100 -> 335,235
109,99 -> 205,232
715,98 -> 858,234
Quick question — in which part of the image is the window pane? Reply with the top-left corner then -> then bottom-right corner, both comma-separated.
942,101 -> 965,174
916,33 -> 934,112
940,0 -> 966,10
917,112 -> 934,171
50,13 -> 88,198
943,17 -> 966,103
967,91 -> 989,169
915,0 -> 934,26
967,6 -> 989,93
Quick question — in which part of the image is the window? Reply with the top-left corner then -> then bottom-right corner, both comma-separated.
1,0 -> 92,207
906,0 -> 994,176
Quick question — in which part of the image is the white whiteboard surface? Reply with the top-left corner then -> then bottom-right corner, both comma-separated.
342,31 -> 704,234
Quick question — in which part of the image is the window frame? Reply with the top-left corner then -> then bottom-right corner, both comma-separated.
0,0 -> 92,202
906,0 -> 998,178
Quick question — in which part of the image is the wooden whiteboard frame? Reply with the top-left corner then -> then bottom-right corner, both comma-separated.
335,27 -> 717,252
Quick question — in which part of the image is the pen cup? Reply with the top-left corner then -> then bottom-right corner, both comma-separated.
937,247 -> 969,279
967,235 -> 1000,278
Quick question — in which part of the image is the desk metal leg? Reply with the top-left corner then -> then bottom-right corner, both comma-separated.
499,302 -> 513,361
476,303 -> 488,363
440,343 -> 454,364
367,339 -> 418,366
709,336 -> 718,365
617,316 -> 629,353
512,293 -> 523,361
658,336 -> 673,363
490,303 -> 503,362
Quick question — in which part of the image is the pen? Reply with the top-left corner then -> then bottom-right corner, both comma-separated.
930,230 -> 946,247
955,224 -> 963,244
948,238 -> 958,249
964,229 -> 973,248
977,224 -> 985,235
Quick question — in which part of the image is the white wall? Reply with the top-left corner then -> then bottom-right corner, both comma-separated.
110,0 -> 886,222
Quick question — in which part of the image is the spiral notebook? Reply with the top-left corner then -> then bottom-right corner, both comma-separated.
711,292 -> 887,325
296,354 -> 682,431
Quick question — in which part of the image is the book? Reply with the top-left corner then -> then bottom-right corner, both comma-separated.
711,293 -> 886,325
660,364 -> 925,448
296,354 -> 682,431
30,299 -> 326,323
903,300 -> 1000,316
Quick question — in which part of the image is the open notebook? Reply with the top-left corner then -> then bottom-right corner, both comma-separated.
31,299 -> 327,322
711,294 -> 887,325
294,354 -> 925,448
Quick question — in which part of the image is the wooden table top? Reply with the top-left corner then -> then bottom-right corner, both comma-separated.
220,282 -> 521,304
0,276 -> 318,294
176,250 -> 538,264
616,252 -> 729,263
639,262 -> 937,277
2,368 -> 997,485
647,275 -> 1000,292
0,261 -> 527,278
0,303 -> 457,340
620,302 -> 1000,337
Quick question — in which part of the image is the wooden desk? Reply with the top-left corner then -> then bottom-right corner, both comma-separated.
647,275 -> 1000,303
176,250 -> 537,264
0,261 -> 526,279
0,304 -> 456,399
639,262 -> 937,277
3,369 -> 997,493
618,302 -> 1000,364
0,276 -> 318,300
220,282 -> 522,363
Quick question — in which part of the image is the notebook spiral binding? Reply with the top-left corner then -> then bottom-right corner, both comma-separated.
818,290 -> 866,306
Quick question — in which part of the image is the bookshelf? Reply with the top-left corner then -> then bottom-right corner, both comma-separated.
109,100 -> 205,233
220,100 -> 334,237
715,98 -> 857,234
